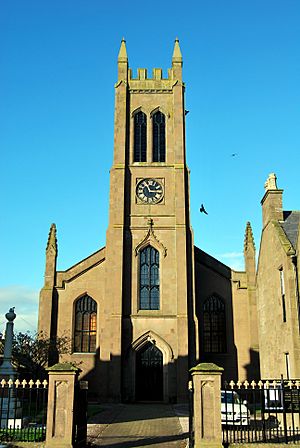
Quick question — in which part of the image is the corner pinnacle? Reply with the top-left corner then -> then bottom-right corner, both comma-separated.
244,221 -> 255,252
46,223 -> 57,252
172,37 -> 183,63
118,38 -> 128,62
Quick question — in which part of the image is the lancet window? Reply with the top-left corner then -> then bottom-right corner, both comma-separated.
152,111 -> 166,162
74,295 -> 97,353
134,111 -> 147,162
139,246 -> 160,310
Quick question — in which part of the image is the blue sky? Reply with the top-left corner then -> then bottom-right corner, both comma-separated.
1,0 -> 299,332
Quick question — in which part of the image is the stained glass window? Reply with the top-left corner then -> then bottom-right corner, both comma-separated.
74,295 -> 97,352
139,246 -> 160,310
134,111 -> 147,162
152,111 -> 166,162
203,295 -> 226,353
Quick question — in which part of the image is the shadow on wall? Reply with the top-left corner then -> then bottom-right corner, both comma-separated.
194,247 -> 239,382
77,349 -> 190,407
244,348 -> 260,381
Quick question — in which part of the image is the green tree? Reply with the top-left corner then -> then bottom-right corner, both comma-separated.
1,331 -> 72,379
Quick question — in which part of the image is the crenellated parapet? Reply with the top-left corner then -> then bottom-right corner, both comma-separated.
116,38 -> 184,93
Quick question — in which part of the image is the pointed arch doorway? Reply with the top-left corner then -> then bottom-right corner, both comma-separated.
135,342 -> 163,401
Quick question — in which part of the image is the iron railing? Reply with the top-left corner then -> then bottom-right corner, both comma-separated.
0,378 -> 48,443
222,379 -> 300,444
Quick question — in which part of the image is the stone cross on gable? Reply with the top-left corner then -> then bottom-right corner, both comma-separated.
147,218 -> 154,228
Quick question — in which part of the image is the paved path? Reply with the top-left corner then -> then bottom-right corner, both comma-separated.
87,403 -> 189,448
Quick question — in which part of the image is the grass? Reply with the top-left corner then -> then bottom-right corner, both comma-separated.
2,443 -> 45,448
0,427 -> 45,443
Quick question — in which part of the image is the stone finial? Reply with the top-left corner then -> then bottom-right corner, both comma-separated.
5,307 -> 16,322
46,223 -> 57,253
172,38 -> 183,64
264,173 -> 278,191
118,37 -> 128,63
244,221 -> 255,252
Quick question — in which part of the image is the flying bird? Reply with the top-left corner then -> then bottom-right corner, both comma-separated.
200,204 -> 208,215
231,153 -> 238,157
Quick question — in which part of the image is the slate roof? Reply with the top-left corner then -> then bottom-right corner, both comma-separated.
281,211 -> 300,250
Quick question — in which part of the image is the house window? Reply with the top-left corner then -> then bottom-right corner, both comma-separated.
74,295 -> 97,352
134,111 -> 147,162
139,246 -> 160,310
279,268 -> 286,322
152,111 -> 166,162
203,295 -> 226,353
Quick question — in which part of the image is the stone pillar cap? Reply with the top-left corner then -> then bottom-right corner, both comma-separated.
190,362 -> 224,374
46,362 -> 80,372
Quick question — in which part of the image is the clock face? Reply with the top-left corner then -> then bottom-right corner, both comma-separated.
136,178 -> 164,204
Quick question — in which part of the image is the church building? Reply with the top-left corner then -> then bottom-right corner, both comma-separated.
38,40 -> 262,402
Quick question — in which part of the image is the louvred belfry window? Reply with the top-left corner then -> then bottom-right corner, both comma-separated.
134,111 -> 147,162
152,111 -> 166,162
203,295 -> 226,353
74,295 -> 97,353
139,246 -> 160,310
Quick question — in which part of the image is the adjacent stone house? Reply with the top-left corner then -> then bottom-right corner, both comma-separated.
256,173 -> 300,379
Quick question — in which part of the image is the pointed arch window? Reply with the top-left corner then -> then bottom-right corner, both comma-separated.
74,295 -> 97,353
139,246 -> 160,310
134,111 -> 147,162
203,295 -> 226,353
152,111 -> 166,162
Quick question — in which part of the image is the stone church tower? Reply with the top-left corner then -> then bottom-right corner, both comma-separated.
103,38 -> 197,402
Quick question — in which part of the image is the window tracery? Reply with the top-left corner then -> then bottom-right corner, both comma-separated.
139,246 -> 160,310
74,295 -> 97,353
203,295 -> 226,353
